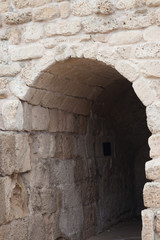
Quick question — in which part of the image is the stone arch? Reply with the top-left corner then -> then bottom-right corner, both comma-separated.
7,44 -> 158,239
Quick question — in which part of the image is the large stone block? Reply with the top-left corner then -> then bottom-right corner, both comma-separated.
4,10 -> 32,25
0,63 -> 21,77
9,44 -> 44,61
32,133 -> 56,158
135,43 -> 160,59
12,0 -> 52,8
2,100 -> 23,131
0,174 -> 29,225
108,30 -> 142,46
146,158 -> 160,180
82,16 -> 118,33
115,60 -> 139,82
32,105 -> 50,131
142,61 -> 160,78
146,102 -> 160,133
55,134 -> 74,160
144,26 -> 160,42
133,78 -> 160,106
23,24 -> 43,43
33,5 -> 59,21
149,133 -> 160,158
45,19 -> 81,36
143,182 -> 160,208
142,209 -> 155,240
0,132 -> 30,176
59,1 -> 70,19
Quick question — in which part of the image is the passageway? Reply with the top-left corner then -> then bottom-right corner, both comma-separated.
26,58 -> 150,240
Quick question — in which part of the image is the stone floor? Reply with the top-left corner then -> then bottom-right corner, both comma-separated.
87,219 -> 141,240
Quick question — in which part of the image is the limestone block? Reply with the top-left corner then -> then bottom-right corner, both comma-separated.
0,0 -> 9,13
133,78 -> 160,106
143,182 -> 160,208
0,63 -> 21,77
8,27 -> 21,45
32,133 -> 56,158
95,0 -> 115,15
30,189 -> 57,214
32,105 -> 50,131
116,0 -> 137,9
28,215 -> 45,240
142,209 -> 155,240
156,211 -> 160,236
144,26 -> 160,42
59,2 -> 70,18
115,60 -> 139,82
2,100 -> 23,131
49,109 -> 59,132
135,43 -> 160,59
108,30 -> 142,46
141,61 -> 160,78
0,174 -> 29,225
0,224 -> 10,240
33,5 -> 59,21
149,133 -> 160,158
9,44 -> 44,61
121,12 -> 154,29
12,0 -> 52,8
9,78 -> 36,102
9,218 -> 28,240
55,134 -> 74,160
82,178 -> 97,205
23,24 -> 43,43
146,0 -> 160,6
0,132 -> 30,176
72,0 -> 93,16
82,16 -> 118,33
146,158 -> 160,180
146,102 -> 160,133
4,10 -> 32,25
45,19 -> 81,36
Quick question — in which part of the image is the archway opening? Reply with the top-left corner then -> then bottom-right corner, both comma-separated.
22,58 -> 150,240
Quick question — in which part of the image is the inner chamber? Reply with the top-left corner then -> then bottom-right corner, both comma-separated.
28,58 -> 150,240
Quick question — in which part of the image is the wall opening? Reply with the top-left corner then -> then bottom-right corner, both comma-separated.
23,58 -> 150,240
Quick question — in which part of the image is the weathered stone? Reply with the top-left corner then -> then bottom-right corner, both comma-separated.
0,63 -> 21,77
133,78 -> 160,106
146,158 -> 160,180
72,0 -> 93,16
4,11 -> 32,25
135,43 -> 160,58
59,2 -> 70,18
12,0 -> 52,8
108,30 -> 142,46
96,0 -> 115,15
32,105 -> 50,131
82,16 -> 118,33
2,100 -> 23,131
32,133 -> 56,158
146,102 -> 160,133
115,60 -> 139,82
0,174 -> 29,225
143,26 -> 160,42
144,182 -> 160,208
0,0 -> 9,13
9,44 -> 44,61
34,5 -> 59,22
23,24 -> 43,43
116,0 -> 137,9
55,134 -> 74,160
45,19 -> 81,36
146,0 -> 160,7
10,218 -> 28,240
142,209 -> 155,240
156,211 -> 160,236
141,61 -> 160,78
149,133 -> 160,158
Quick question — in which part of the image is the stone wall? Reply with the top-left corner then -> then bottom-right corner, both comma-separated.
0,0 -> 160,239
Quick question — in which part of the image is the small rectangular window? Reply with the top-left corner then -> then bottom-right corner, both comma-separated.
103,142 -> 111,156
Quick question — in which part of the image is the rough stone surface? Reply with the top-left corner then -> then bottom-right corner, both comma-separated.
142,209 -> 155,240
144,182 -> 160,208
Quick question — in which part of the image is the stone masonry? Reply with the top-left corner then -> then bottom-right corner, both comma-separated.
0,0 -> 160,239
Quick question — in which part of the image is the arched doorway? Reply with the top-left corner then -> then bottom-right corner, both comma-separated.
9,58 -> 150,240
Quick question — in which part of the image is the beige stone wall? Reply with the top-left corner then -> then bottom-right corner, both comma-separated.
0,0 -> 160,239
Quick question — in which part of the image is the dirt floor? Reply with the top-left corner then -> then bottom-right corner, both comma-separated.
87,219 -> 141,240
